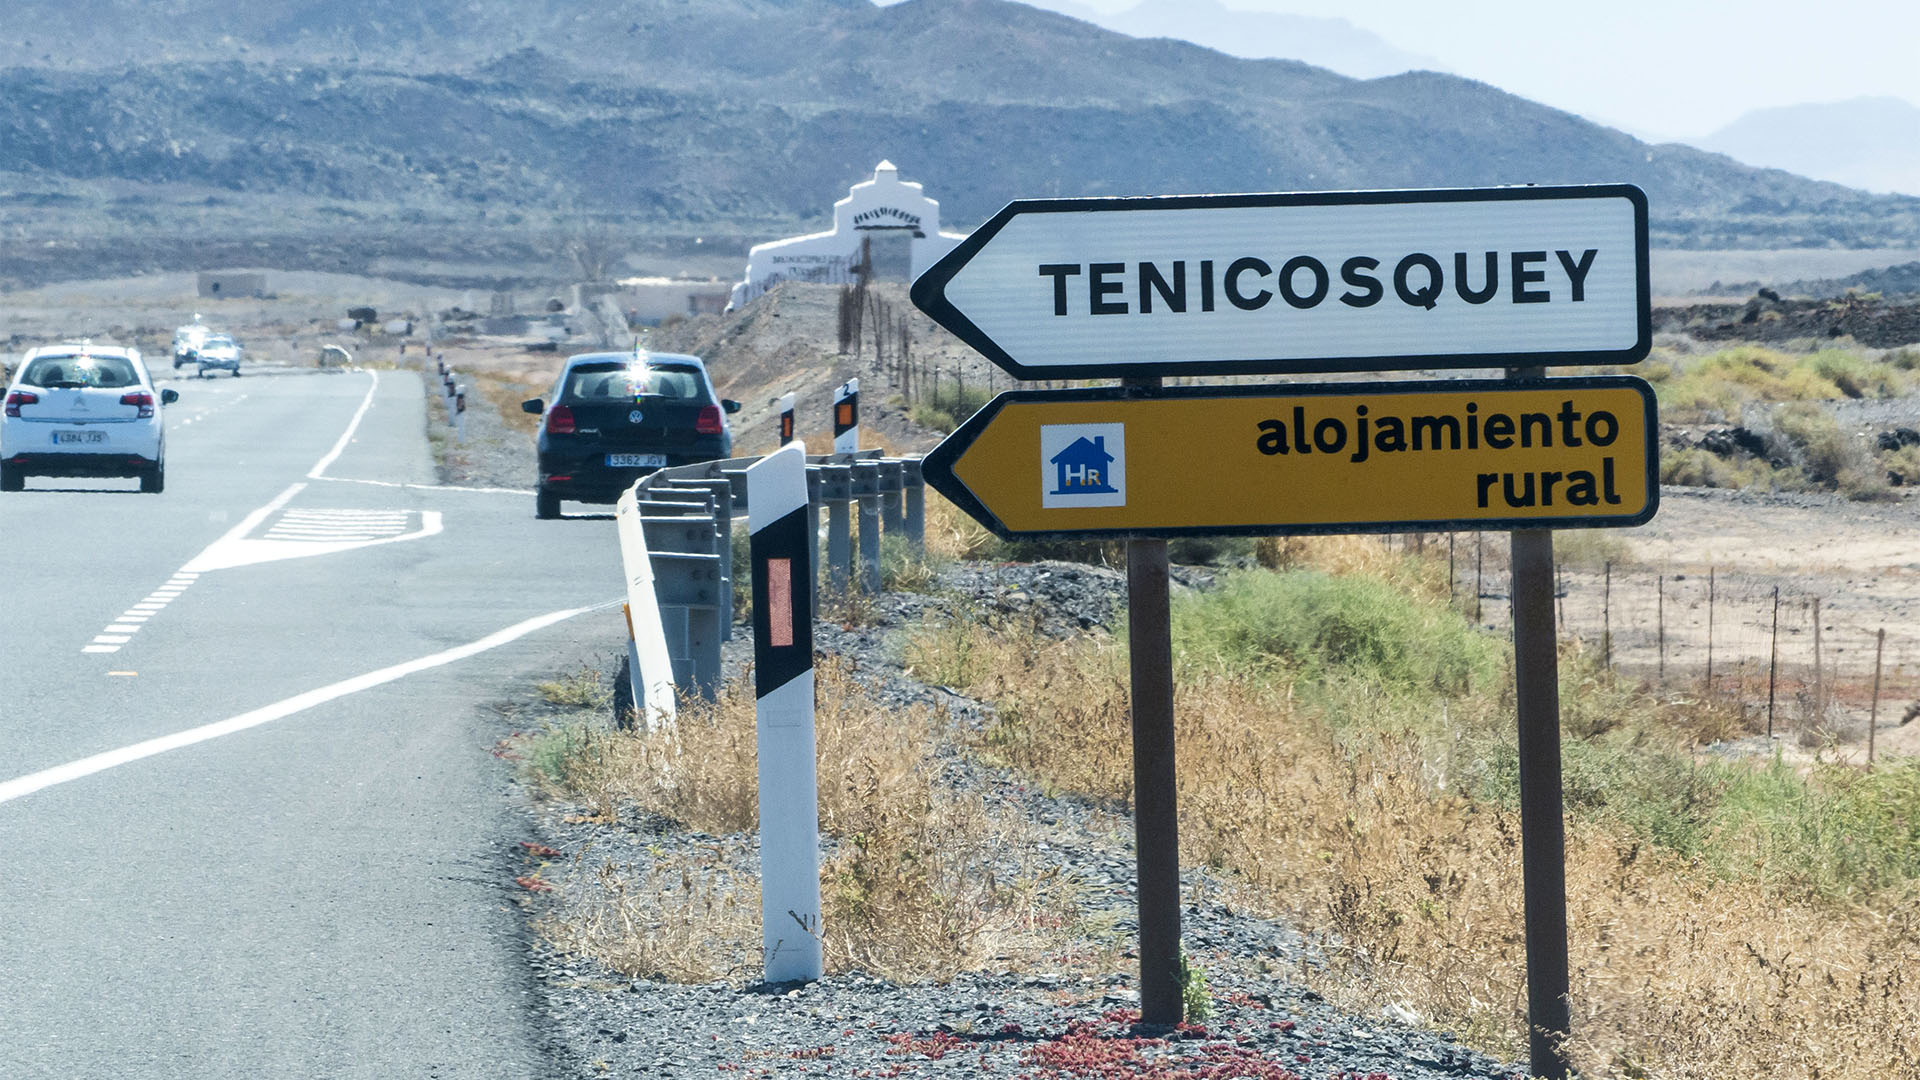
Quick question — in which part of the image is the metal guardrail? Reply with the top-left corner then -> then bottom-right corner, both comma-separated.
613,450 -> 927,723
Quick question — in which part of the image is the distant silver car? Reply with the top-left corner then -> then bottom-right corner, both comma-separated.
195,334 -> 243,377
172,318 -> 213,369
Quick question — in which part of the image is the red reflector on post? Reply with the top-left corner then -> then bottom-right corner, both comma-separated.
768,558 -> 794,647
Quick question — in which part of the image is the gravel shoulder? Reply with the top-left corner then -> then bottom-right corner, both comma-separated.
512,562 -> 1525,1079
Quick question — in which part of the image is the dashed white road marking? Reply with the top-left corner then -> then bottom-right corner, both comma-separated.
10,602 -> 611,806
77,372 -> 399,655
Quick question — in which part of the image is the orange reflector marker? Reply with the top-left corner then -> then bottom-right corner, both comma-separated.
768,558 -> 794,647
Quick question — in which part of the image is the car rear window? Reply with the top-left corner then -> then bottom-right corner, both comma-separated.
565,362 -> 707,402
19,355 -> 141,389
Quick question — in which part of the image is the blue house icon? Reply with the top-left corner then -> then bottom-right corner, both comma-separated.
1050,435 -> 1117,496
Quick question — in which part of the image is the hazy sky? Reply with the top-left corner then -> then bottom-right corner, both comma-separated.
930,0 -> 1920,138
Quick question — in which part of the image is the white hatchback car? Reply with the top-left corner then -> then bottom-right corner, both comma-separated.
1,344 -> 177,493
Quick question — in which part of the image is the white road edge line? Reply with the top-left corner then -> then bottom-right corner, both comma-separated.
11,601 -> 615,806
307,370 -> 380,479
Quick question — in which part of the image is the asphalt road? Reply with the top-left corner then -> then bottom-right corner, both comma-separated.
0,368 -> 627,1078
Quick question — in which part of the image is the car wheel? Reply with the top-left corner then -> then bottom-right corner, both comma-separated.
0,466 -> 23,492
232,367 -> 241,377
535,486 -> 560,519
139,463 -> 165,494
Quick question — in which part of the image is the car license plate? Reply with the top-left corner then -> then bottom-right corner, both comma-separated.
54,431 -> 106,445
607,453 -> 666,468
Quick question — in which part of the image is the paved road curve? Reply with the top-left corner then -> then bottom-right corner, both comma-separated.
0,369 -> 626,1078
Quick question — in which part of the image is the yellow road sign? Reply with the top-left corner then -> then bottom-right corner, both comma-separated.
923,377 -> 1657,538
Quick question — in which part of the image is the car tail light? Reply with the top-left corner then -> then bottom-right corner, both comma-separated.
696,405 -> 724,434
4,390 -> 37,417
546,404 -> 576,435
120,391 -> 156,418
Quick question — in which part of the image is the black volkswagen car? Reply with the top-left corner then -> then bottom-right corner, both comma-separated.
522,351 -> 740,518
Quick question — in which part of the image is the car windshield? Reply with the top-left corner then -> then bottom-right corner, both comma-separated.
565,362 -> 705,402
19,355 -> 140,389
204,337 -> 235,350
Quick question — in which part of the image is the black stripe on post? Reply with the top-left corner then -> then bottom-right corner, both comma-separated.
752,504 -> 814,697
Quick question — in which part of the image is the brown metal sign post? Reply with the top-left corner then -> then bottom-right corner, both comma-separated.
1510,364 -> 1573,1078
1122,376 -> 1184,1026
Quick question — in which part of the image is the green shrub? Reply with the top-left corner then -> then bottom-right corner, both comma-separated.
1710,757 -> 1920,901
1657,345 -> 1911,422
1660,447 -> 1790,491
1769,403 -> 1890,500
1169,568 -> 1501,693
909,401 -> 959,433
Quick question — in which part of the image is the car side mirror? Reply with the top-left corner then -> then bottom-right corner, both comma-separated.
160,389 -> 180,405
521,398 -> 545,415
721,399 -> 742,414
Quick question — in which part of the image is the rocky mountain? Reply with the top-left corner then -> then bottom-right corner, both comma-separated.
1693,97 -> 1920,198
1011,0 -> 1446,79
2,0 -> 1918,287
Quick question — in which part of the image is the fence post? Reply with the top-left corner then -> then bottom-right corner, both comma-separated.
1474,532 -> 1483,624
1767,587 -> 1780,739
1870,628 -> 1885,768
1657,574 -> 1666,685
1705,567 -> 1716,695
1602,561 -> 1612,671
1813,597 -> 1825,718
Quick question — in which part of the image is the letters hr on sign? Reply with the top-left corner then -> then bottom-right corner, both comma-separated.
1039,250 -> 1597,316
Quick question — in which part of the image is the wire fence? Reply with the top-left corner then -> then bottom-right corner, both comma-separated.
1419,531 -> 1920,759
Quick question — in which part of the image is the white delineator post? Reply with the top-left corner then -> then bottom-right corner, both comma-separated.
748,444 -> 823,982
832,377 -> 859,454
615,485 -> 679,731
778,391 -> 797,445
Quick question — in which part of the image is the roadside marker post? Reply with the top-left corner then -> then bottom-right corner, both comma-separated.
779,392 -> 797,445
832,377 -> 860,454
748,444 -> 824,983
913,184 -> 1655,1069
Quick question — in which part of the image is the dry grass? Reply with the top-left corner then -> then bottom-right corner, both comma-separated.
908,568 -> 1920,1078
528,658 -> 1076,983
462,368 -> 548,436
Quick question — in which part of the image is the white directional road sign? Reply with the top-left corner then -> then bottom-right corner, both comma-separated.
911,185 -> 1650,379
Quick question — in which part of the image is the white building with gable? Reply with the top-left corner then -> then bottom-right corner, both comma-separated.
729,161 -> 967,309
